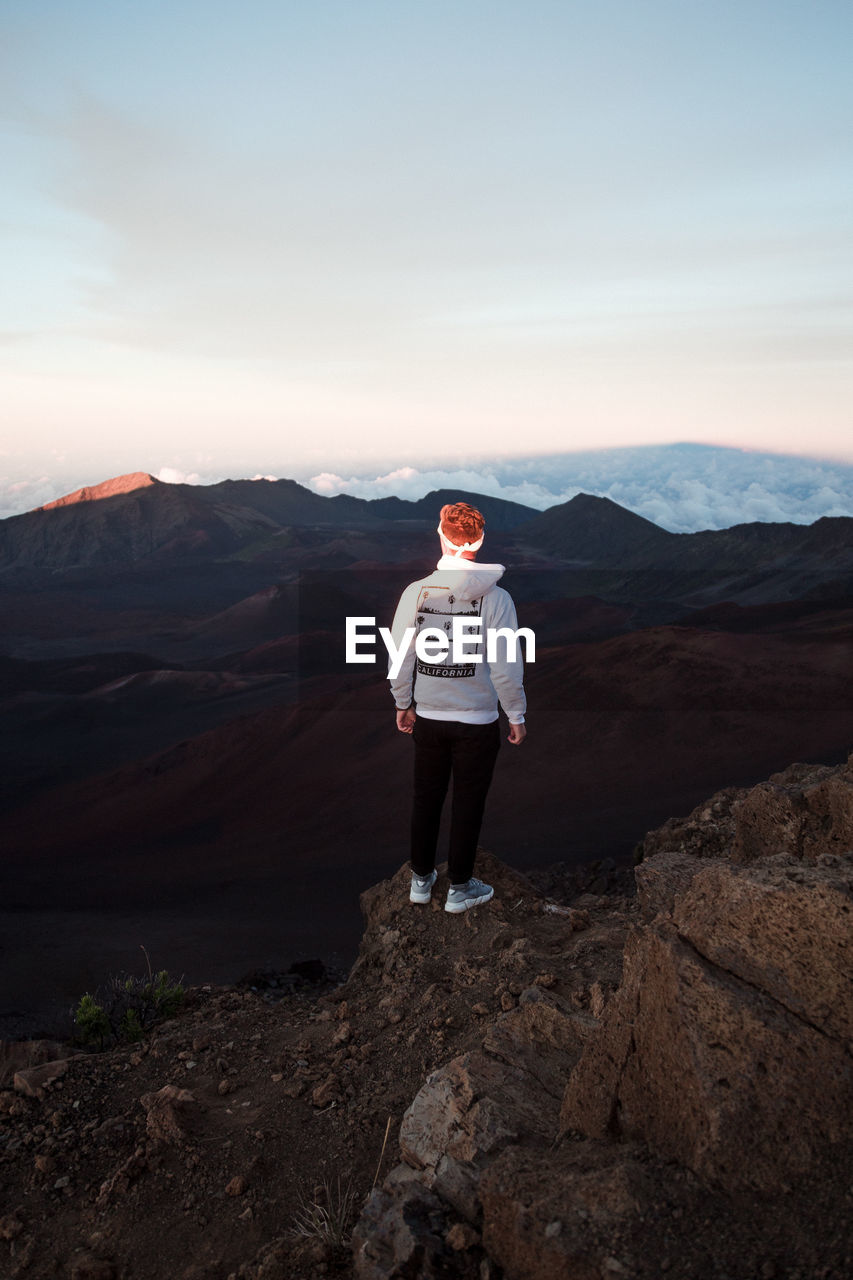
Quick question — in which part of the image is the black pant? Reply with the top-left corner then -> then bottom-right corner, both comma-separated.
410,717 -> 501,885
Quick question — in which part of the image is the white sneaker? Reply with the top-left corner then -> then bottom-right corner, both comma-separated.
445,877 -> 494,913
409,870 -> 438,903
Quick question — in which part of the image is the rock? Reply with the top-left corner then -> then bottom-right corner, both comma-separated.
634,850 -> 708,921
13,1057 -> 73,1098
352,1182 -> 480,1280
226,1174 -> 248,1196
479,1141 -> 655,1280
446,1221 -> 480,1251
399,1049 -> 553,1223
139,1084 -> 199,1145
482,999 -> 584,1101
732,759 -> 853,863
0,1039 -> 67,1089
588,982 -> 608,1019
561,914 -> 852,1192
311,1074 -> 341,1108
673,856 -> 853,1041
96,1147 -> 148,1208
639,788 -> 740,863
560,759 -> 853,1198
281,1078 -> 307,1098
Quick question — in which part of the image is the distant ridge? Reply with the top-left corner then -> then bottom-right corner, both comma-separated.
517,492 -> 675,561
39,472 -> 158,510
0,472 -> 537,571
3,471 -> 852,588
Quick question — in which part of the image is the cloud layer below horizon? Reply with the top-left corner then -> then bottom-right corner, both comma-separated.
307,445 -> 853,533
1,444 -> 850,534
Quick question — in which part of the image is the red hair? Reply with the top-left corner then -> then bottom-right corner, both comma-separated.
439,502 -> 485,545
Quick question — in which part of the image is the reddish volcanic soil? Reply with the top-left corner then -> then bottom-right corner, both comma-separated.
2,621 -> 851,1040
38,472 -> 157,510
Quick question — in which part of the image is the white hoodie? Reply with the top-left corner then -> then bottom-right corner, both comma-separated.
388,555 -> 527,724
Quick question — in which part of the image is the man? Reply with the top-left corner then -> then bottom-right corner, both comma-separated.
388,502 -> 527,912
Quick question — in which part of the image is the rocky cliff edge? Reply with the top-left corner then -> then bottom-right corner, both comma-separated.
1,756 -> 851,1280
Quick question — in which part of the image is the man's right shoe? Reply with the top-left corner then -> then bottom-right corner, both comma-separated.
410,870 -> 438,903
445,877 -> 494,913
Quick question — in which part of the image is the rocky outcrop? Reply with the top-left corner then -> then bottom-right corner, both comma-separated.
562,762 -> 853,1195
354,755 -> 853,1279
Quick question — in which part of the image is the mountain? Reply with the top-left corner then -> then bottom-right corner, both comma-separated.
516,492 -> 676,561
0,474 -> 537,571
0,475 -> 280,571
38,471 -> 158,509
514,494 -> 853,604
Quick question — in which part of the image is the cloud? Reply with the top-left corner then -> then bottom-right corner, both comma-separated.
0,473 -> 84,517
305,444 -> 853,533
307,465 -> 553,511
157,467 -> 201,485
2,445 -> 851,531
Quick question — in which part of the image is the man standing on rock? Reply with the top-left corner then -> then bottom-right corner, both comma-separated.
388,502 -> 528,912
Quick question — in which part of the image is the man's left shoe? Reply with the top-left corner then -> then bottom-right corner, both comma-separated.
409,870 -> 438,903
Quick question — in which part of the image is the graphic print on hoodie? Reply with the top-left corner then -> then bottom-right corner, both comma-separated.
415,584 -> 481,679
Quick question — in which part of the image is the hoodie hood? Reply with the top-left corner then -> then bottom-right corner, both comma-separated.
435,555 -> 506,602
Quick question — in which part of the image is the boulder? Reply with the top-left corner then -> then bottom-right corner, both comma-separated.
733,758 -> 853,863
0,1039 -> 67,1089
481,994 -> 585,1099
352,1181 -> 480,1280
674,855 -> 853,1041
138,1084 -> 199,1145
480,1141 -> 656,1280
561,910 -> 853,1191
399,1047 -> 555,1223
634,850 -> 708,921
13,1056 -> 79,1098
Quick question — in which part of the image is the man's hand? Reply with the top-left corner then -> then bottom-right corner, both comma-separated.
396,707 -> 416,734
507,722 -> 527,745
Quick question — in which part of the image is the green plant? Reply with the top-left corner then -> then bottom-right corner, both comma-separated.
288,1175 -> 359,1251
74,993 -> 111,1049
119,1007 -> 144,1042
72,947 -> 185,1050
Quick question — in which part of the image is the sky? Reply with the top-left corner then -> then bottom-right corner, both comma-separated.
1,0 -> 852,516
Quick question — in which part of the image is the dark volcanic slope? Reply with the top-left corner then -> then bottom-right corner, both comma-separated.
517,492 -> 676,561
3,615 -> 851,1037
8,619 -> 850,869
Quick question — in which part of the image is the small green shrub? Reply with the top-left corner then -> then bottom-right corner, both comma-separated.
119,1008 -> 144,1042
72,948 -> 185,1050
74,993 -> 111,1049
